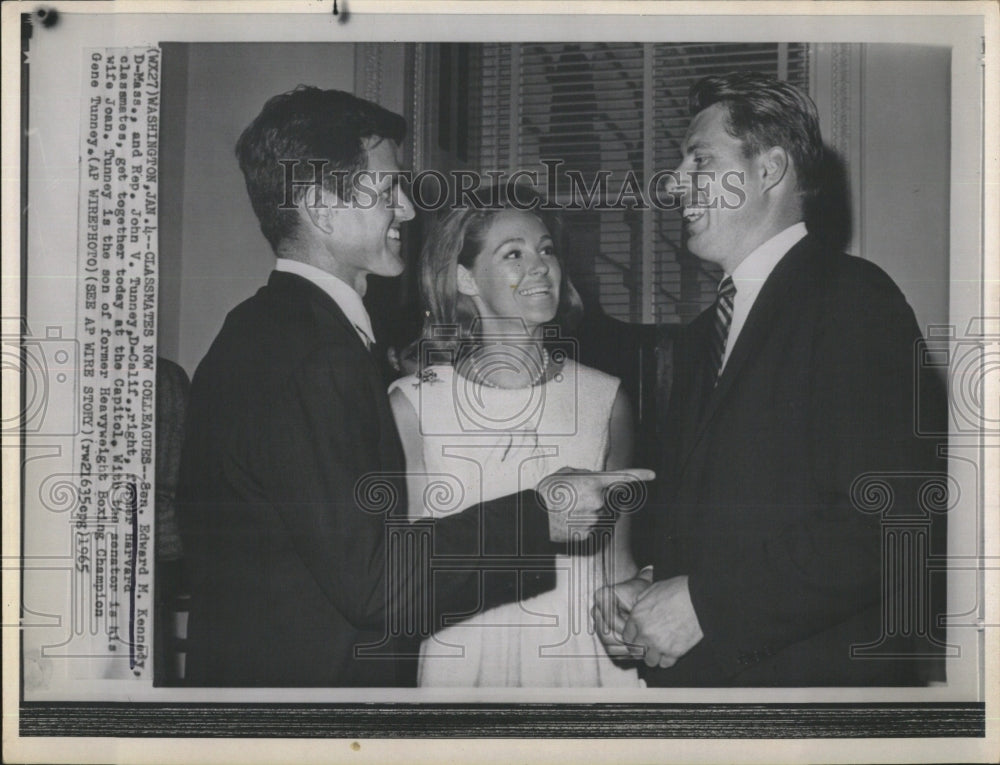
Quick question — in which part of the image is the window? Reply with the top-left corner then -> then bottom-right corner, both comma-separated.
467,43 -> 810,323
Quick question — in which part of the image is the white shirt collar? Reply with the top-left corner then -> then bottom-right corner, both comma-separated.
274,258 -> 375,347
718,222 -> 808,371
728,221 -> 808,302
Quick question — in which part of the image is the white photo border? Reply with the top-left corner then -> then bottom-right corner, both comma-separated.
3,1 -> 997,763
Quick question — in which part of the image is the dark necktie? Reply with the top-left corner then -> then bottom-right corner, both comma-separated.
709,275 -> 736,383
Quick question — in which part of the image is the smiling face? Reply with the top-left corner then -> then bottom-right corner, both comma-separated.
668,103 -> 770,274
319,136 -> 415,293
457,209 -> 562,335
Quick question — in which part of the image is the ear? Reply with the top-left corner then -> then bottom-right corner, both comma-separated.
758,146 -> 790,194
300,185 -> 338,235
456,264 -> 480,297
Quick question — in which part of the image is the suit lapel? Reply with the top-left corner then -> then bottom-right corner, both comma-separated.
675,236 -> 819,474
269,271 -> 372,356
268,270 -> 391,448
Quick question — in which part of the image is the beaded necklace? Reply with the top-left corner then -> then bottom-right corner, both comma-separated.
465,346 -> 551,389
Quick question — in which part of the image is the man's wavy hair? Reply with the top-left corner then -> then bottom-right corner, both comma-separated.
416,182 -> 583,364
235,85 -> 406,251
690,72 -> 824,200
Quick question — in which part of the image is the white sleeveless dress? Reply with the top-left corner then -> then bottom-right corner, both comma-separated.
389,359 -> 642,687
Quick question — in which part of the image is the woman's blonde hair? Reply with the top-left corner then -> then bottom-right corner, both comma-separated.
415,183 -> 582,365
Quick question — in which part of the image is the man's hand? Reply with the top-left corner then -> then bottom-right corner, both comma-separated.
622,575 -> 704,668
592,569 -> 654,659
537,467 -> 654,543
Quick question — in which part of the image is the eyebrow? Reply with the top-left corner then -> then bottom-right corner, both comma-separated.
682,140 -> 709,155
492,237 -> 525,254
491,234 -> 553,255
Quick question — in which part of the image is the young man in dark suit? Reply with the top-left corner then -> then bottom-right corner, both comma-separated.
176,87 -> 651,687
594,72 -> 947,686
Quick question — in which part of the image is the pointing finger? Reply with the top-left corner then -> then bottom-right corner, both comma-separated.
600,468 -> 656,485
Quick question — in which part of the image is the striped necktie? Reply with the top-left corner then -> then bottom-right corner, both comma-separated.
709,275 -> 736,383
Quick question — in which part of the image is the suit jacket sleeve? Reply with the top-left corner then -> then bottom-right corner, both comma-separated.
254,344 -> 558,634
686,267 -> 945,674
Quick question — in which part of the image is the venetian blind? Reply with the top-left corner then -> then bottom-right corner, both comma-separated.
469,42 -> 810,323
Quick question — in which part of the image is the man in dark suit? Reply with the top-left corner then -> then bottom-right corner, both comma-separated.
594,73 -> 946,686
176,87 -> 651,687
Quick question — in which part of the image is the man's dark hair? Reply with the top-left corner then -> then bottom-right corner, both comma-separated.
690,72 -> 824,199
235,86 -> 406,251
